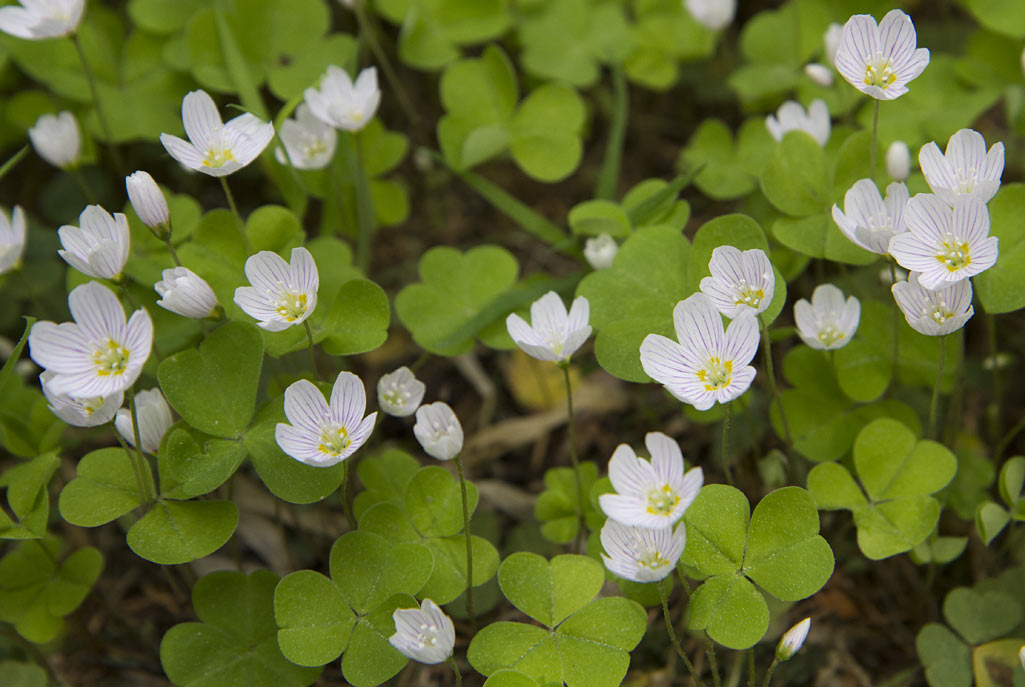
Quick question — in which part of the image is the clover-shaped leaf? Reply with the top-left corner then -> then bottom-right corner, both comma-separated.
158,427 -> 246,500
975,184 -> 1025,314
808,418 -> 957,560
680,118 -> 774,201
353,449 -> 421,519
468,554 -> 646,687
535,462 -> 601,544
127,500 -> 238,565
58,448 -> 155,528
682,485 -> 834,649
375,0 -> 511,71
625,2 -> 715,90
162,571 -> 321,687
0,452 -> 59,539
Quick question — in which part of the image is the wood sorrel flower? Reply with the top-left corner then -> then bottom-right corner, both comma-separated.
832,179 -> 909,255
125,171 -> 170,235
804,63 -> 833,87
833,10 -> 929,100
40,370 -> 122,428
892,272 -> 974,336
413,401 -> 462,461
598,432 -> 703,529
275,103 -> 337,170
155,267 -> 219,319
919,129 -> 1004,206
304,65 -> 381,132
388,599 -> 455,665
887,140 -> 911,180
600,519 -> 685,583
58,205 -> 131,281
29,281 -> 153,398
233,247 -> 318,331
888,194 -> 997,289
0,0 -> 83,39
115,388 -> 173,453
274,371 -> 378,468
29,111 -> 80,169
160,90 -> 274,177
640,292 -> 759,411
684,0 -> 736,30
765,100 -> 830,146
377,366 -> 425,418
776,618 -> 811,661
700,245 -> 774,318
794,284 -> 860,351
0,205 -> 26,275
505,291 -> 591,364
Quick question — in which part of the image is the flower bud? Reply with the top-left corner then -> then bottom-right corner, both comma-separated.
886,141 -> 911,180
115,388 -> 173,454
155,267 -> 220,319
126,171 -> 171,239
413,402 -> 463,461
377,367 -> 426,417
584,233 -> 618,270
29,111 -> 80,169
824,23 -> 843,64
776,618 -> 811,661
804,63 -> 833,87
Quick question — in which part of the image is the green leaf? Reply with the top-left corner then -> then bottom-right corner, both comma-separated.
161,571 -> 321,687
761,131 -> 829,217
158,428 -> 245,500
404,466 -> 479,539
0,661 -> 47,687
976,502 -> 1011,545
127,500 -> 238,565
772,213 -> 876,266
418,535 -> 499,604
483,670 -> 539,687
806,463 -> 867,509
945,587 -> 1022,645
975,184 -> 1025,313
353,449 -> 421,518
377,0 -> 511,71
341,594 -> 412,687
917,623 -> 972,687
0,452 -> 58,520
58,448 -> 152,527
681,118 -> 773,200
963,0 -> 1025,39
509,83 -> 586,182
999,456 -> 1025,509
568,200 -> 631,239
681,484 -> 749,577
498,553 -> 604,627
687,575 -> 769,650
329,531 -> 433,615
319,279 -> 391,356
158,322 -> 264,439
535,462 -> 600,544
274,570 -> 356,667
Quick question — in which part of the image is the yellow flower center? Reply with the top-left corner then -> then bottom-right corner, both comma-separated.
864,59 -> 897,89
927,301 -> 955,324
203,146 -> 235,168
92,339 -> 130,377
318,425 -> 350,456
732,279 -> 764,309
82,397 -> 105,415
696,357 -> 733,392
637,549 -> 669,570
817,325 -> 845,346
936,238 -> 971,272
646,485 -> 680,516
275,290 -> 309,321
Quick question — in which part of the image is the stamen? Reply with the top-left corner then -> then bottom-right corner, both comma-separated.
864,59 -> 897,89
696,357 -> 733,392
318,425 -> 351,456
935,237 -> 971,272
646,484 -> 680,516
273,287 -> 309,321
92,339 -> 130,377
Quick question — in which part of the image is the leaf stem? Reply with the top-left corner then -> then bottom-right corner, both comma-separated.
352,1 -> 420,128
111,425 -> 149,509
721,401 -> 734,486
707,639 -> 723,687
929,335 -> 947,440
69,167 -> 96,204
595,62 -> 628,201
562,363 -> 586,549
453,454 -> 476,633
126,388 -> 157,504
353,132 -> 375,274
446,656 -> 463,687
219,176 -> 251,254
72,33 -> 123,173
303,320 -> 320,380
659,578 -> 704,686
870,99 -> 880,180
759,314 -> 791,445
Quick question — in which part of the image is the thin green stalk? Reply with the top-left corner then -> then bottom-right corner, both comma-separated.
562,364 -> 586,547
127,390 -> 156,506
987,313 -> 1002,443
164,239 -> 182,266
595,62 -> 628,200
721,401 -> 734,486
761,658 -> 780,687
759,315 -> 792,445
748,649 -> 756,687
446,657 -> 463,687
870,99 -> 880,179
659,579 -> 704,686
0,144 -> 29,182
339,460 -> 355,528
453,454 -> 476,633
70,167 -> 96,203
997,416 -> 1025,461
353,133 -> 375,274
219,176 -> 252,254
707,640 -> 723,687
352,1 -> 420,127
303,320 -> 320,379
112,424 -> 150,509
929,336 -> 947,440
72,34 -> 123,173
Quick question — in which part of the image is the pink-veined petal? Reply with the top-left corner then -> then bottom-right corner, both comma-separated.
283,379 -> 329,433
329,371 -> 367,429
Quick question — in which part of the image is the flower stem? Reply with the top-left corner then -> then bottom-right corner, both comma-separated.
562,363 -> 586,549
219,176 -> 252,254
987,313 -> 1002,444
721,401 -> 734,486
870,99 -> 880,179
759,315 -> 792,446
748,649 -> 757,687
446,657 -> 463,687
929,335 -> 947,440
72,34 -> 123,173
352,132 -> 374,275
707,639 -> 723,687
595,62 -> 628,201
339,459 -> 355,528
164,239 -> 182,267
761,658 -> 780,687
112,423 -> 150,509
659,578 -> 704,686
69,167 -> 96,203
453,454 -> 476,633
303,320 -> 320,380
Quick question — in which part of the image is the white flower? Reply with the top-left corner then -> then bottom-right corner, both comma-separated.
274,372 -> 378,468
794,284 -> 860,351
155,267 -> 219,319
765,99 -> 830,147
886,141 -> 911,181
29,111 -> 80,169
598,432 -> 703,529
275,103 -> 338,170
125,171 -> 170,232
684,0 -> 736,31
584,233 -> 618,270
29,281 -> 153,398
160,90 -> 274,177
233,247 -> 319,332
892,272 -> 974,337
0,205 -> 26,274
505,291 -> 591,364
600,519 -> 685,583
776,618 -> 811,661
115,388 -> 173,454
824,23 -> 843,64
389,599 -> 455,665
919,129 -> 1004,206
804,63 -> 833,87
413,402 -> 463,461
1019,644 -> 1025,672
833,10 -> 930,100
699,245 -> 774,318
40,370 -> 122,428
889,194 -> 998,289
832,179 -> 909,255
377,367 -> 425,418
304,65 -> 381,132
57,205 -> 131,281
639,292 -> 759,411
0,0 -> 83,39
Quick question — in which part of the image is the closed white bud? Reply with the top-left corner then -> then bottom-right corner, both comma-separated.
29,111 -> 80,169
824,23 -> 843,64
115,388 -> 173,454
377,367 -> 426,417
804,63 -> 833,87
886,141 -> 911,180
584,233 -> 618,270
126,171 -> 171,238
684,0 -> 736,30
776,618 -> 811,661
413,402 -> 463,461
155,267 -> 220,319
389,599 -> 455,664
